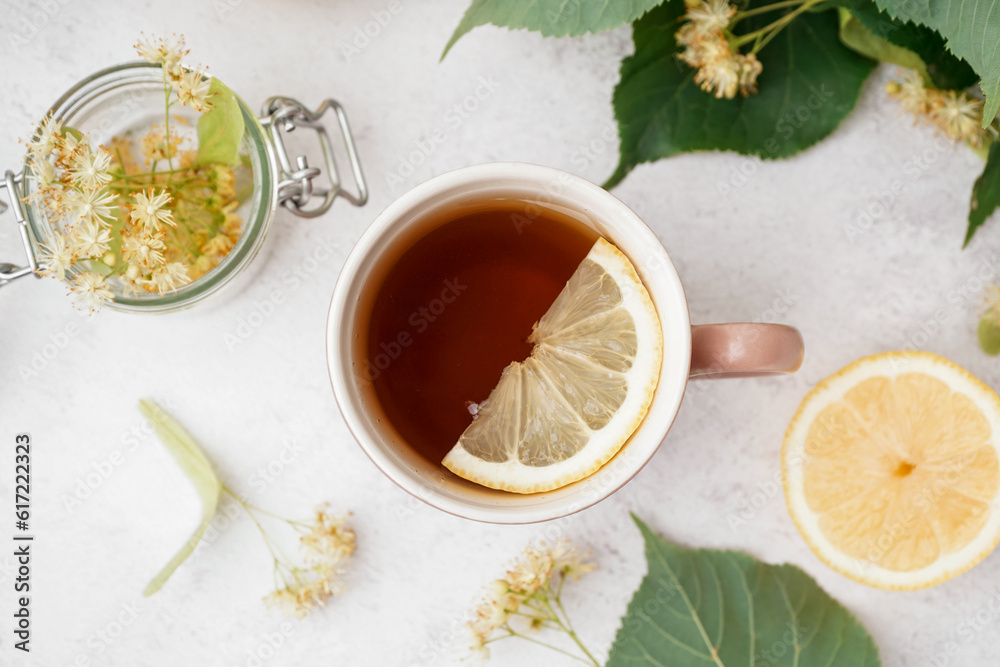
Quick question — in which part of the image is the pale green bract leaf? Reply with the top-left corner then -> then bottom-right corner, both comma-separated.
841,0 -> 977,90
872,0 -> 1000,126
838,8 -> 930,81
607,516 -> 882,667
61,126 -> 84,142
442,0 -> 663,58
978,317 -> 1000,355
139,399 -> 222,596
195,77 -> 245,167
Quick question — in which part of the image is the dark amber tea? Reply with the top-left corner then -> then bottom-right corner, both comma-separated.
363,201 -> 600,464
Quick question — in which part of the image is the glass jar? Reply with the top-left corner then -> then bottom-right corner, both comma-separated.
0,62 -> 367,312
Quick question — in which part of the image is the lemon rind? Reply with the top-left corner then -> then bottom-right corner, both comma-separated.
782,350 -> 1000,590
443,238 -> 663,494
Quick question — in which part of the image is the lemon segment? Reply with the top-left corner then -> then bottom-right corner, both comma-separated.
783,351 -> 1000,589
442,238 -> 663,494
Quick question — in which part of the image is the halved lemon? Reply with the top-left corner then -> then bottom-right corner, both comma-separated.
783,351 -> 1000,589
442,238 -> 662,494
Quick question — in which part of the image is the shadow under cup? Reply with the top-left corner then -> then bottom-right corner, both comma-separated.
328,164 -> 692,524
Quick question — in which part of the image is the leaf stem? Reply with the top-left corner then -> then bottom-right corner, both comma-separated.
222,486 -> 299,567
733,0 -> 811,21
162,72 -> 174,167
111,167 -> 190,182
731,0 -> 825,52
505,629 -> 595,665
539,589 -> 600,667
240,503 -> 310,527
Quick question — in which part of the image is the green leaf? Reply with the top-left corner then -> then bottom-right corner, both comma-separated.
607,515 -> 882,667
838,9 -> 930,79
442,0 -> 663,58
978,317 -> 1000,355
195,77 -> 245,167
605,0 -> 877,188
843,0 -> 977,90
139,399 -> 222,596
871,0 -> 999,125
61,126 -> 84,142
967,140 -> 1000,246
81,259 -> 113,277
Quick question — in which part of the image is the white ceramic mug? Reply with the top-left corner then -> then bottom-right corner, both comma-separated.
327,163 -> 804,524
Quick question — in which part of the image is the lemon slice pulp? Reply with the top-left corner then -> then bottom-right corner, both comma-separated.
783,351 -> 1000,589
442,238 -> 663,494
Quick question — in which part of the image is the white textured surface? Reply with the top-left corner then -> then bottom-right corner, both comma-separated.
1,1 -> 1000,666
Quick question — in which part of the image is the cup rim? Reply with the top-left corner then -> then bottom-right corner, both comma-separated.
326,162 -> 692,523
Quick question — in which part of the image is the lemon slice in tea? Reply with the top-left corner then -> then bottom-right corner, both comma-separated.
783,351 -> 1000,589
442,238 -> 663,494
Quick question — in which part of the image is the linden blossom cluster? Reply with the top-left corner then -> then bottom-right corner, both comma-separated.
232,499 -> 356,619
677,0 -> 762,99
25,35 -> 243,312
887,70 -> 995,148
467,539 -> 598,664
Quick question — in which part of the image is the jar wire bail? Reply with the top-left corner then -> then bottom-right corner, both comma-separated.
0,170 -> 38,288
261,97 -> 368,219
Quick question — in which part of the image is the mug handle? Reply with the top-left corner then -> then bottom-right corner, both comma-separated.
690,323 -> 804,379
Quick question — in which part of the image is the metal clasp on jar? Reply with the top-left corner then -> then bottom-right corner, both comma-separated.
0,170 -> 38,288
261,97 -> 368,218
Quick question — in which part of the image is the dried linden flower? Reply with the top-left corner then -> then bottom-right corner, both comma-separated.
887,70 -> 988,148
264,506 -> 356,620
70,271 -> 113,312
467,539 -> 596,663
676,0 -> 762,99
